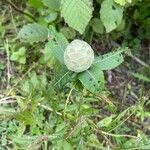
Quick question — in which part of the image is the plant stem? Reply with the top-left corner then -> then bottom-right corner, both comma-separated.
4,0 -> 36,22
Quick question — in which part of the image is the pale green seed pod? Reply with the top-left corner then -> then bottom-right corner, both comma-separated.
64,39 -> 94,73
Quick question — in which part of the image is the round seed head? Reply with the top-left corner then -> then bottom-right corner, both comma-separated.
64,39 -> 94,72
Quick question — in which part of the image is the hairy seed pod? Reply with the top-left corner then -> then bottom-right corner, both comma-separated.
64,39 -> 94,73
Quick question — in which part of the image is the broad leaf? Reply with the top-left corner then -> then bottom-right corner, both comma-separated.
93,48 -> 128,70
10,47 -> 26,64
45,26 -> 69,64
28,0 -> 43,8
10,135 -> 36,147
44,12 -> 58,23
114,0 -> 132,6
46,32 -> 69,64
61,0 -> 93,34
46,41 -> 64,64
16,110 -> 34,125
60,27 -> 76,40
43,41 -> 56,66
18,23 -> 48,43
52,65 -> 76,91
100,0 -> 123,32
91,18 -> 104,34
42,0 -> 61,11
78,66 -> 105,93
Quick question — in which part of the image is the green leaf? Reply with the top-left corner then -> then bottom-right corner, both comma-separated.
114,0 -> 132,6
16,110 -> 34,125
10,135 -> 36,147
28,0 -> 43,8
42,0 -> 61,11
43,41 -> 56,66
91,18 -> 104,34
54,139 -> 73,150
18,23 -> 48,43
47,26 -> 69,64
17,123 -> 26,137
0,63 -> 4,70
100,0 -> 124,32
52,65 -> 75,91
10,52 -> 19,61
97,115 -> 114,128
87,134 -> 101,148
108,106 -> 135,131
78,66 -> 105,93
0,107 -> 16,116
19,57 -> 26,64
44,12 -> 58,23
131,72 -> 150,83
62,140 -> 73,150
55,122 -> 66,132
10,47 -> 26,64
60,27 -> 76,40
61,0 -> 93,34
29,72 -> 39,89
46,41 -> 64,63
46,32 -> 69,64
93,48 -> 128,70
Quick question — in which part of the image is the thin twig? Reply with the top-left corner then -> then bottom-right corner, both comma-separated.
0,96 -> 25,101
30,135 -> 49,149
4,0 -> 36,22
111,40 -> 149,67
102,134 -> 114,149
101,130 -> 137,138
66,116 -> 86,139
39,104 -> 62,116
5,39 -> 11,89
30,134 -> 62,149
97,94 -> 115,106
88,119 -> 137,139
63,87 -> 74,120
0,100 -> 17,104
108,106 -> 136,133
130,53 -> 149,67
